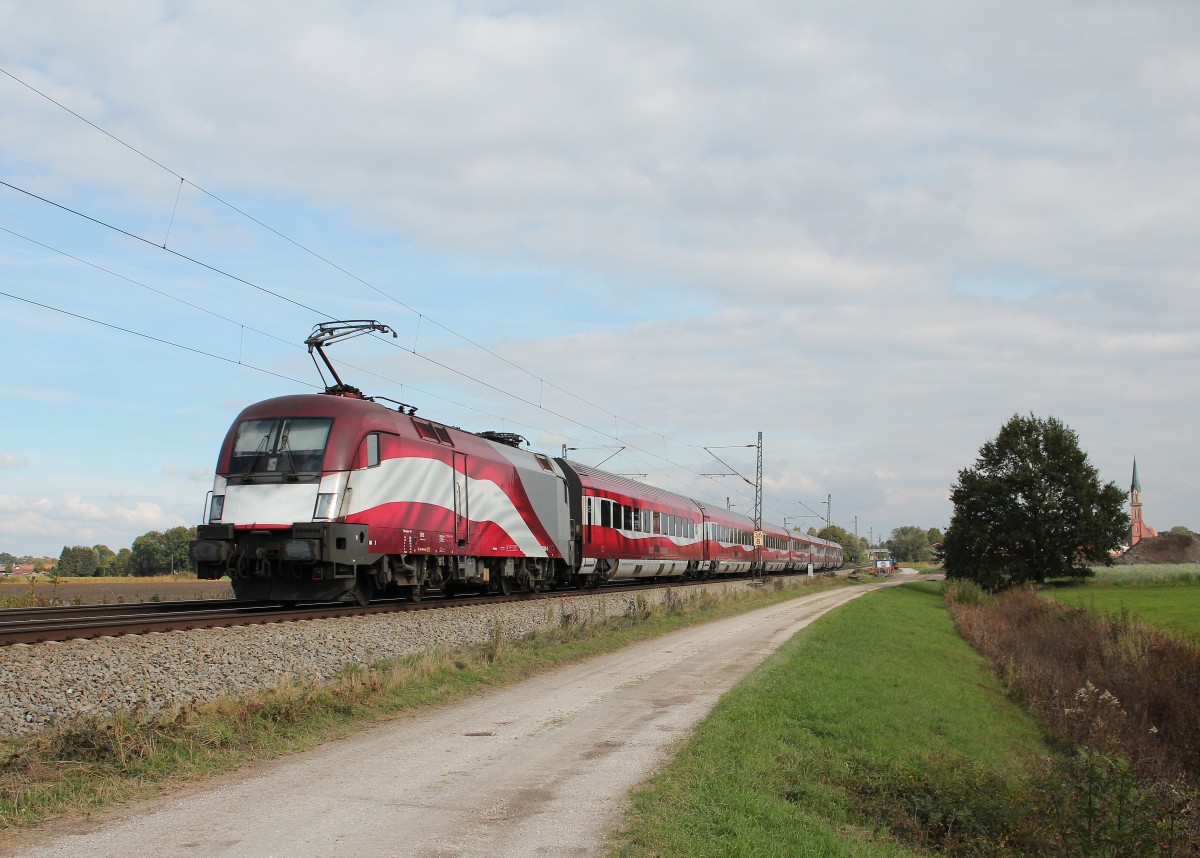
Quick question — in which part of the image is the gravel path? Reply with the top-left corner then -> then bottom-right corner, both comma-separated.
4,577 -> 909,858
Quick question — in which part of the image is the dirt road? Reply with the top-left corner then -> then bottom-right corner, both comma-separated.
7,577 -> 910,858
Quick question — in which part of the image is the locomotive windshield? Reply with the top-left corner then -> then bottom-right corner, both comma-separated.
228,417 -> 333,477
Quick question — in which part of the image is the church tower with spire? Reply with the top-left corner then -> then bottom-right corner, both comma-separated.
1129,458 -> 1158,545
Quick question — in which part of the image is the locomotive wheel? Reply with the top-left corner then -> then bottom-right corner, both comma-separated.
352,575 -> 374,607
407,583 -> 423,602
498,575 -> 513,596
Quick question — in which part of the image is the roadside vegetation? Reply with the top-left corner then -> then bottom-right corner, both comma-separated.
617,581 -> 1200,856
613,582 -> 1050,857
0,575 -> 844,830
945,582 -> 1200,854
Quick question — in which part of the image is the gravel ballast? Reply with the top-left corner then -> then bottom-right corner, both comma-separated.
1,581 -> 760,737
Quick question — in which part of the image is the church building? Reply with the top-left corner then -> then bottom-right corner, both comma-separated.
1128,458 -> 1159,546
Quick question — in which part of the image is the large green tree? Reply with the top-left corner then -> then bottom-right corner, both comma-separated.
886,526 -> 933,562
131,527 -> 197,576
942,414 -> 1128,590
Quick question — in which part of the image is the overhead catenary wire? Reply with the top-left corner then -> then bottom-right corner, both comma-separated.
0,289 -> 314,388
0,178 -> 760,512
0,63 -> 709,452
0,66 -> 773,516
0,221 -> 759,512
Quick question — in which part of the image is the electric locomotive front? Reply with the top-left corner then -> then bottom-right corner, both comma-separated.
190,393 -> 576,603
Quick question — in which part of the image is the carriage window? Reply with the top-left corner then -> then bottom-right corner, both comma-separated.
652,512 -> 660,534
632,507 -> 641,532
624,505 -> 633,531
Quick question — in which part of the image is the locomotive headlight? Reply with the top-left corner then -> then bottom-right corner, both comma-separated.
209,495 -> 225,522
313,493 -> 336,520
284,539 -> 319,562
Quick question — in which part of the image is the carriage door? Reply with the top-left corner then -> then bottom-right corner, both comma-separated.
453,452 -> 470,547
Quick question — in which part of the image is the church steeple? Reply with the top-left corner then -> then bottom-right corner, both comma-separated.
1128,457 -> 1156,546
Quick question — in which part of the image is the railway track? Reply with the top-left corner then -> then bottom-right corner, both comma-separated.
0,576 -> 774,647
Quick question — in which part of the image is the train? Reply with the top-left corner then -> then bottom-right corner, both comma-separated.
189,390 -> 842,604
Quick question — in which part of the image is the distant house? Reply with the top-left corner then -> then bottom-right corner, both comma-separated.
7,561 -> 57,577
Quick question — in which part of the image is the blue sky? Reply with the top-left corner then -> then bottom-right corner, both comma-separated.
2,1 -> 1198,557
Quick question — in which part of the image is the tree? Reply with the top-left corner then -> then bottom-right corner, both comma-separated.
926,527 -> 944,546
942,414 -> 1128,590
886,526 -> 933,562
816,524 -> 869,564
57,545 -> 99,578
131,527 -> 197,576
93,544 -> 116,576
110,548 -> 134,577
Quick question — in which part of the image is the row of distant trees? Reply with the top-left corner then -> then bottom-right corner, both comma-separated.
800,524 -> 944,565
51,527 -> 198,578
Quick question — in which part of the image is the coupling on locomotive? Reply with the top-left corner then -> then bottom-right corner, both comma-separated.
190,321 -> 842,604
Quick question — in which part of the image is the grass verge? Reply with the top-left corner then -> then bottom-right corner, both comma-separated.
611,581 -> 1049,857
947,586 -> 1200,853
0,576 -> 843,831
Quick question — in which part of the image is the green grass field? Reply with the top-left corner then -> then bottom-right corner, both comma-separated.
611,582 -> 1049,856
1081,563 -> 1200,586
1044,584 -> 1200,641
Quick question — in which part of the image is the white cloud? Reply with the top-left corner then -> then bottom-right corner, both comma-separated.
0,453 -> 29,470
0,494 -> 184,554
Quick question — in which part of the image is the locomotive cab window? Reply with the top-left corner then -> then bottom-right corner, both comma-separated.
366,433 -> 380,468
229,417 -> 332,477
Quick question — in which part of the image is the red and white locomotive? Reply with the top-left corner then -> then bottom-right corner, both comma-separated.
190,325 -> 842,602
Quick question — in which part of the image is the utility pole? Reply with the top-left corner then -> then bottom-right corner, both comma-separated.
754,431 -> 763,573
754,432 -> 763,532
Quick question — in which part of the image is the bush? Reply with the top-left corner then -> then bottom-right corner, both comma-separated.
943,579 -> 989,606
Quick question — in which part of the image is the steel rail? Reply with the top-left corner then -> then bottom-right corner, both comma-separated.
0,571 -> 849,647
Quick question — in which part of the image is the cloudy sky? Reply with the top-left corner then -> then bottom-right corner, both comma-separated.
2,1 -> 1197,558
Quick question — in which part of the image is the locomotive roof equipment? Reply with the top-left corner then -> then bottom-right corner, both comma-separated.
305,319 -> 396,399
